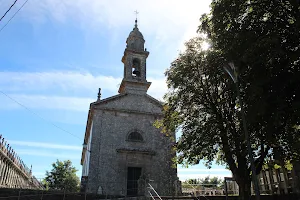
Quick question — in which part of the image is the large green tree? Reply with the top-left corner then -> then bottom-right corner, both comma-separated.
44,160 -> 80,192
160,1 -> 300,199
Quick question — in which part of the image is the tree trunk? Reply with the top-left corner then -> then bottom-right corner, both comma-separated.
238,179 -> 251,200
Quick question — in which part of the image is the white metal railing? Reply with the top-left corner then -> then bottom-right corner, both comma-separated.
148,183 -> 162,200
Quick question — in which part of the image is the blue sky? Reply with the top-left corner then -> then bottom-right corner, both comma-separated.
0,0 -> 230,181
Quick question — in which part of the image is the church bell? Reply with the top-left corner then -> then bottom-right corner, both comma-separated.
132,69 -> 140,76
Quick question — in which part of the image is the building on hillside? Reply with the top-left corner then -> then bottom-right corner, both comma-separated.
80,19 -> 179,197
0,135 -> 43,189
224,162 -> 300,195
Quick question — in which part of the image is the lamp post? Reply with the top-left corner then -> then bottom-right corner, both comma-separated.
223,63 -> 260,200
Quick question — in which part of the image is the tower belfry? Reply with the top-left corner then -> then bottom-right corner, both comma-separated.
118,19 -> 151,94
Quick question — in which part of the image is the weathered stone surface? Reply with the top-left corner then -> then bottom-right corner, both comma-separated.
86,93 -> 177,196
93,94 -> 162,115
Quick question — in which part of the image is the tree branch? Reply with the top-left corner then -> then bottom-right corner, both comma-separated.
255,144 -> 270,174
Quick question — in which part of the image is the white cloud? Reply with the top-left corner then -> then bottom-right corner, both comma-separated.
0,1 -> 211,111
22,0 -> 211,50
24,0 -> 211,30
148,77 -> 168,101
0,71 -> 121,94
8,140 -> 82,150
0,94 -> 94,111
178,168 -> 231,173
16,149 -> 80,159
0,71 -> 168,110
0,0 -> 210,110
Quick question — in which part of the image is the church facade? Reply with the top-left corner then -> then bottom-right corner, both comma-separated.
80,20 -> 178,196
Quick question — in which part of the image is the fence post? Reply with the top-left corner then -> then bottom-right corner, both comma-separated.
224,178 -> 228,200
63,189 -> 66,200
17,189 -> 21,200
40,190 -> 44,200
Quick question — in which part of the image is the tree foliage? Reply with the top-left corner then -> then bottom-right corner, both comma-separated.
201,0 -> 300,162
184,176 -> 223,188
160,0 -> 300,199
44,160 -> 80,192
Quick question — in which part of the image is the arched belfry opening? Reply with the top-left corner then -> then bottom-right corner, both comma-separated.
132,58 -> 141,77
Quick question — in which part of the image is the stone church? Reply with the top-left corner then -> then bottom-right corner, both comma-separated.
80,20 -> 178,196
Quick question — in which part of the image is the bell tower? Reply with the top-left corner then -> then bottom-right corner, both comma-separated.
118,19 -> 151,94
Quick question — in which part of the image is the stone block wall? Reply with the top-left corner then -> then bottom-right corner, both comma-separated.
85,93 -> 177,196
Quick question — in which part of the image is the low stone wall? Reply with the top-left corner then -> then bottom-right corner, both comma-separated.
0,188 -> 103,200
0,188 -> 299,200
155,194 -> 300,200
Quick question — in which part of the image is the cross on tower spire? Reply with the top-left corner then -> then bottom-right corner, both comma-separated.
134,10 -> 139,20
134,10 -> 139,27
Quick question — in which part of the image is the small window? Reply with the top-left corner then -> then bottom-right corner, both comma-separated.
127,132 -> 143,142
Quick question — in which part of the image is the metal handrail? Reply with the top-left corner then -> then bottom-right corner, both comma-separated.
148,190 -> 155,200
148,183 -> 162,200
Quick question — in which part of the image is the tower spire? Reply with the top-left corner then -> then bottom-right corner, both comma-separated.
97,88 -> 101,101
134,10 -> 139,28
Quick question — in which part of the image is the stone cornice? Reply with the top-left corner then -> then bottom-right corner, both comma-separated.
91,93 -> 127,105
93,107 -> 163,116
118,79 -> 151,94
116,148 -> 156,156
121,49 -> 149,63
